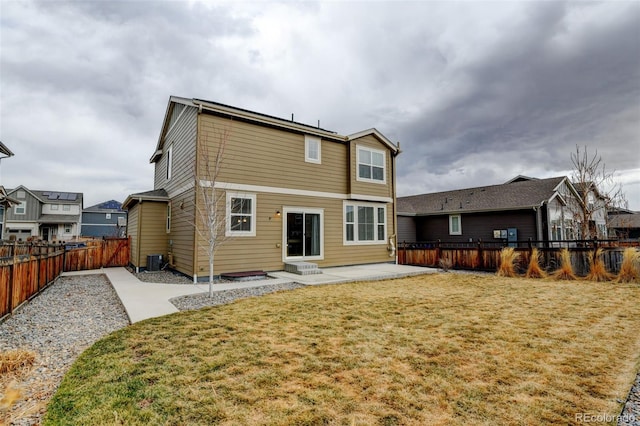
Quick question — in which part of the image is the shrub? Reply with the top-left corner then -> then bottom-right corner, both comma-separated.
617,248 -> 640,283
525,248 -> 547,279
585,248 -> 613,282
553,248 -> 577,280
438,257 -> 453,272
497,247 -> 519,277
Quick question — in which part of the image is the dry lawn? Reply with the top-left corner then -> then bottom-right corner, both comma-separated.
45,274 -> 640,425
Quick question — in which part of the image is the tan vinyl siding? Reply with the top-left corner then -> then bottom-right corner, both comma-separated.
195,192 -> 394,275
198,114 -> 348,195
127,204 -> 140,266
167,189 -> 195,277
138,202 -> 169,268
349,135 -> 394,199
155,106 -> 197,195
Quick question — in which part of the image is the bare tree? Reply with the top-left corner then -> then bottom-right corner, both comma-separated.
568,145 -> 627,239
195,124 -> 232,297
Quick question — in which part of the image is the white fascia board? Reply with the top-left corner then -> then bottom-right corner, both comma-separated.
347,128 -> 399,154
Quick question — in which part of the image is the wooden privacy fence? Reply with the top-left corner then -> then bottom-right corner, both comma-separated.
63,237 -> 130,272
398,239 -> 639,276
0,237 -> 130,320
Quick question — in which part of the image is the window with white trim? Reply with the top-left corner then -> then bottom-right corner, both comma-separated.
344,202 -> 386,244
51,204 -> 59,211
106,213 -> 112,220
166,144 -> 173,180
226,193 -> 256,237
449,214 -> 462,235
166,204 -> 171,233
64,223 -> 72,233
63,204 -> 70,211
357,146 -> 386,183
305,136 -> 321,164
15,202 -> 26,215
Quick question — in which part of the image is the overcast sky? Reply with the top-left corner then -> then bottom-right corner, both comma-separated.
1,0 -> 639,210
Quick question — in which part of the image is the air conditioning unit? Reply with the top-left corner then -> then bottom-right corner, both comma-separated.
147,254 -> 162,271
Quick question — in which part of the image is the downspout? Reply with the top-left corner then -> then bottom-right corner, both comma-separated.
193,106 -> 201,283
535,201 -> 544,242
136,198 -> 142,272
389,142 -> 401,262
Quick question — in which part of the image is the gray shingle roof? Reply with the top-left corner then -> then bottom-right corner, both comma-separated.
609,213 -> 640,229
398,176 -> 567,215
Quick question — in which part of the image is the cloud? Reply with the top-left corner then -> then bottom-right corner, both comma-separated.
0,1 -> 638,209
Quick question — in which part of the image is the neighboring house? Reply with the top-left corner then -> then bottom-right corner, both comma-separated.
123,96 -> 401,278
608,208 -> 640,240
570,182 -> 609,239
397,176 -> 590,245
4,186 -> 83,242
81,200 -> 127,238
0,142 -> 15,239
0,186 -> 19,240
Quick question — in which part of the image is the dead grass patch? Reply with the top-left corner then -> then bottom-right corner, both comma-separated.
44,274 -> 640,425
0,349 -> 37,423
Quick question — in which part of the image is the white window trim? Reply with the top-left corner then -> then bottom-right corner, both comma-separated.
106,213 -> 112,220
166,204 -> 171,233
63,204 -> 71,211
51,204 -> 59,211
282,207 -> 325,261
356,145 -> 387,184
304,136 -> 321,164
343,201 -> 387,245
15,201 -> 26,215
449,214 -> 462,235
166,144 -> 173,181
226,192 -> 257,237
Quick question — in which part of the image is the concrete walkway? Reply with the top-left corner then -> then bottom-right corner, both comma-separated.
62,263 -> 435,324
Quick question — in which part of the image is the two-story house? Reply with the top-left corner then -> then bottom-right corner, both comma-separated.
4,186 -> 83,242
81,200 -> 127,238
123,96 -> 401,279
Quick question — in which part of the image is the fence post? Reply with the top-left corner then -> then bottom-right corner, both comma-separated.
435,240 -> 441,266
477,239 -> 484,270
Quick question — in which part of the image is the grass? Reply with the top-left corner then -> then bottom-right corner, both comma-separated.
44,274 -> 640,426
1,349 -> 37,423
617,248 -> 640,283
497,247 -> 519,277
586,249 -> 614,282
553,248 -> 577,280
525,248 -> 547,279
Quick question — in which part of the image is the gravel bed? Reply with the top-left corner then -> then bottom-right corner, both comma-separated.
128,268 -> 194,284
171,282 -> 305,311
0,275 -> 129,425
619,373 -> 640,426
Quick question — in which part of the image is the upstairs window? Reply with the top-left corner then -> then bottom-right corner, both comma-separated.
357,146 -> 386,183
305,136 -> 321,164
63,204 -> 70,211
51,204 -> 59,211
15,202 -> 26,215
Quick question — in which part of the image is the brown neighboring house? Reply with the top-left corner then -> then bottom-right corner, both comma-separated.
124,96 -> 401,279
608,209 -> 640,240
397,176 -> 587,245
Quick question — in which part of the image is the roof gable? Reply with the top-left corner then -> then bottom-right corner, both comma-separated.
347,128 -> 400,154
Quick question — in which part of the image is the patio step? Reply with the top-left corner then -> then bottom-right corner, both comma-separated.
284,262 -> 323,275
